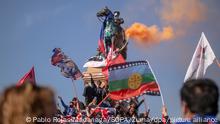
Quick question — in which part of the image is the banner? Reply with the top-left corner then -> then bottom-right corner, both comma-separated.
51,48 -> 82,80
108,61 -> 160,100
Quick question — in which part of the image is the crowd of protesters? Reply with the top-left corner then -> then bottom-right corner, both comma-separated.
56,74 -> 153,123
55,78 -> 220,124
0,78 -> 219,124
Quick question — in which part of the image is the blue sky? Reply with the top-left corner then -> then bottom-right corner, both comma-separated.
0,0 -> 220,117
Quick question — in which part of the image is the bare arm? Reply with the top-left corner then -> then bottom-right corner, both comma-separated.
215,59 -> 220,67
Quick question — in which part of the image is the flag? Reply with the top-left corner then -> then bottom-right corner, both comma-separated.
51,48 -> 82,80
184,32 -> 216,81
51,48 -> 64,66
106,50 -> 125,66
16,67 -> 36,86
98,20 -> 105,55
102,53 -> 125,81
108,61 -> 160,100
98,11 -> 114,55
83,55 -> 106,68
91,107 -> 116,119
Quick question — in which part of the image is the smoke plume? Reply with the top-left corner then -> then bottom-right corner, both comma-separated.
125,23 -> 174,45
125,0 -> 207,45
160,0 -> 207,36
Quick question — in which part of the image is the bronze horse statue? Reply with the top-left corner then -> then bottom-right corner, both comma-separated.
97,7 -> 128,60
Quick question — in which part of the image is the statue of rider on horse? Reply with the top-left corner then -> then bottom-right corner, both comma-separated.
83,7 -> 128,68
96,6 -> 128,60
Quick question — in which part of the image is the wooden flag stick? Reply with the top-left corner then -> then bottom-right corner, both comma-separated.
71,78 -> 78,98
147,60 -> 165,106
142,95 -> 148,112
97,93 -> 110,106
88,93 -> 110,118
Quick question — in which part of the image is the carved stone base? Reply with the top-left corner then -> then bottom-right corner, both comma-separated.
82,67 -> 107,88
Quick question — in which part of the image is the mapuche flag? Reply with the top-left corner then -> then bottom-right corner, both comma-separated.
108,61 -> 160,100
16,67 -> 36,87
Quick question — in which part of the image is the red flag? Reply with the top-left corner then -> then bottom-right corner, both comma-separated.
16,67 -> 36,87
98,39 -> 105,55
98,21 -> 106,55
107,54 -> 125,66
102,53 -> 125,81
91,107 -> 115,120
101,108 -> 109,119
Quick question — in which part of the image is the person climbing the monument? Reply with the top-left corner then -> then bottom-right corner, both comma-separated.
83,73 -> 97,105
95,80 -> 106,104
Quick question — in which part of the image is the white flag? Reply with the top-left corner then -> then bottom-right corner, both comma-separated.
184,32 -> 216,82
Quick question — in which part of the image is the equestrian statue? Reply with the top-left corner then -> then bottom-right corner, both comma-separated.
96,6 -> 128,60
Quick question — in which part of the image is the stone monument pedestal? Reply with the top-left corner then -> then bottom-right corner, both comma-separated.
82,67 -> 107,88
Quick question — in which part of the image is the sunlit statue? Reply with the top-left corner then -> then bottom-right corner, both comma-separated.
83,7 -> 128,68
96,6 -> 127,60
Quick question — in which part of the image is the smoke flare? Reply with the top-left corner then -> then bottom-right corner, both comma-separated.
125,22 -> 174,45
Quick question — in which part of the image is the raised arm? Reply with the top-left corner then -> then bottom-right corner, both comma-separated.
58,96 -> 68,109
89,73 -> 96,88
215,59 -> 220,67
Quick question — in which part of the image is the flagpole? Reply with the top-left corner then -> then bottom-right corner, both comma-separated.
147,60 -> 165,106
88,93 -> 109,118
97,93 -> 109,106
142,95 -> 149,112
71,78 -> 78,98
